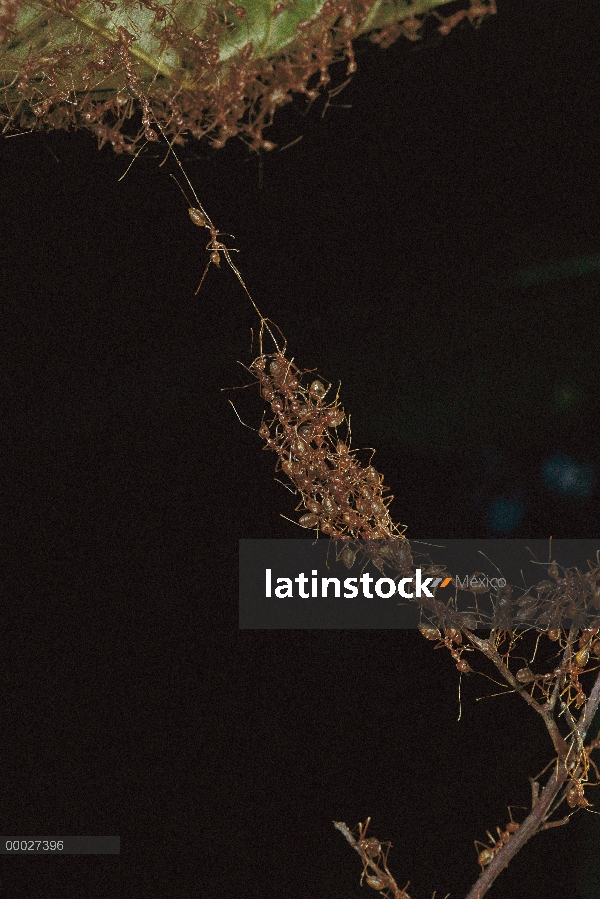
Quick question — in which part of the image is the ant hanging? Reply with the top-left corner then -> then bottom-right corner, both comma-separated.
119,114 -> 281,353
158,126 -> 283,353
474,806 -> 523,872
167,170 -> 238,295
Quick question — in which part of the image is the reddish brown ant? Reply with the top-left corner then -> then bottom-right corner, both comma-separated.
167,172 -> 241,295
146,119 -> 282,355
474,807 -> 522,871
334,818 -> 411,899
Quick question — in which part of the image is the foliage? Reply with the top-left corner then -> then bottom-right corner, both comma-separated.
0,0 -> 495,149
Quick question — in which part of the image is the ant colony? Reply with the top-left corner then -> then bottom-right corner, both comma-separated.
139,124 -> 408,554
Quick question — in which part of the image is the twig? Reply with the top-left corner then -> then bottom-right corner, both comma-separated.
464,663 -> 600,899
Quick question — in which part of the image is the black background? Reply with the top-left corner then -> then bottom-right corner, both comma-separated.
2,1 -> 600,896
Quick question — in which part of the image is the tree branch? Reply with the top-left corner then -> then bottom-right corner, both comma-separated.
463,663 -> 600,899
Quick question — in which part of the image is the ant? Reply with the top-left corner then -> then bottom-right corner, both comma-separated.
355,817 -> 392,882
167,171 -> 239,296
334,818 -> 411,899
155,121 -> 282,353
120,116 -> 280,352
168,167 -> 250,301
564,731 -> 600,810
474,806 -> 522,871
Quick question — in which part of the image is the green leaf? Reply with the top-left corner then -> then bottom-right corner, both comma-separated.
0,0 -> 494,148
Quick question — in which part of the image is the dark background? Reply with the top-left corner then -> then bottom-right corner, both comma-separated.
2,0 -> 600,896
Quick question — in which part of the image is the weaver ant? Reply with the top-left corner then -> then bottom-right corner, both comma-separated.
120,117 -> 280,354
474,806 -> 522,871
167,172 -> 240,296
420,625 -> 474,673
164,132 -> 283,350
355,817 -> 392,883
564,730 -> 600,810
334,819 -> 411,899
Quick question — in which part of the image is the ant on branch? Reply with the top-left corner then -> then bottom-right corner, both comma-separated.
334,818 -> 411,899
355,817 -> 392,885
419,625 -> 474,673
527,728 -> 600,831
474,806 -> 522,871
564,731 -> 600,811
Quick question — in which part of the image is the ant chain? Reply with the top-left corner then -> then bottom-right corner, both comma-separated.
152,121 -> 281,355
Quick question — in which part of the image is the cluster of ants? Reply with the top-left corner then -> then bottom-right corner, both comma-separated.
422,620 -> 600,708
152,115 -> 600,899
166,136 -> 415,566
1,0 -> 378,153
513,626 -> 600,709
508,560 -> 600,632
247,349 -> 407,545
370,0 -> 497,49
